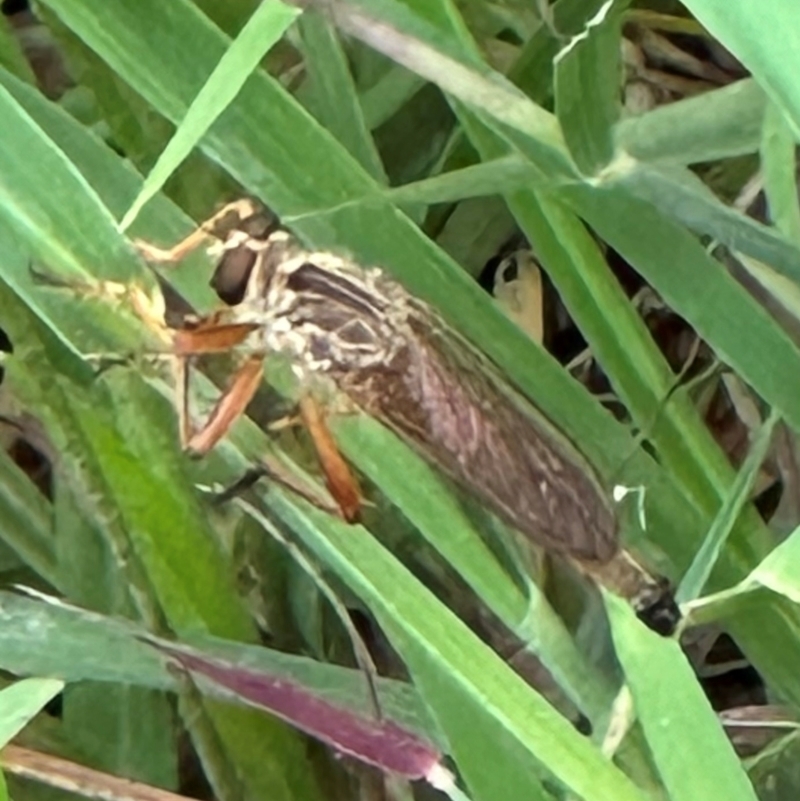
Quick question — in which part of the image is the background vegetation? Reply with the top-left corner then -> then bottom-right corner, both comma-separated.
0,0 -> 799,799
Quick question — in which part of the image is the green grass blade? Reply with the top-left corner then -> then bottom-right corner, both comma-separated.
0,449 -> 56,586
120,0 -> 301,230
333,415 -> 617,721
323,0 -> 572,174
0,590 -> 436,740
678,408 -> 782,604
0,679 -> 64,746
745,526 -> 800,603
615,80 -> 768,165
607,594 -> 758,801
554,0 -> 622,174
684,0 -> 800,137
761,101 -> 800,245
560,184 -> 800,436
604,162 -> 800,289
384,154 -> 543,204
265,493 -> 650,801
296,11 -> 386,181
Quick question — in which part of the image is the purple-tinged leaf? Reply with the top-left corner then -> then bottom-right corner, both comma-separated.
150,641 -> 443,779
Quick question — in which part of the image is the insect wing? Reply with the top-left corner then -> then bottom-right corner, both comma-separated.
365,312 -> 618,563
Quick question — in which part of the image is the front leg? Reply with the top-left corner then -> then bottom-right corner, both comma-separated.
134,199 -> 262,265
31,266 -> 172,347
136,200 -> 279,307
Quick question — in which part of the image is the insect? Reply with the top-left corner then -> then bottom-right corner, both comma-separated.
135,200 -> 678,634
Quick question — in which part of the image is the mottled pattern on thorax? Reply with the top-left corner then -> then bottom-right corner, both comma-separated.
234,234 -> 415,383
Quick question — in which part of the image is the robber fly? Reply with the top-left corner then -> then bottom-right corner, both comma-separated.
135,200 -> 678,634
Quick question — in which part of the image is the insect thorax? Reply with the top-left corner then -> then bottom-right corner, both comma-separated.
235,232 -> 415,381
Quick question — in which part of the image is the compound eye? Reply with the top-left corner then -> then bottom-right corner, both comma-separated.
210,246 -> 256,306
499,255 -> 519,283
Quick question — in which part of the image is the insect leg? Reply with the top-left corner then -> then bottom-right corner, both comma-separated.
298,396 -> 362,523
212,458 -> 342,518
31,267 -> 170,344
135,200 -> 260,264
177,352 -> 264,456
173,319 -> 259,356
169,318 -> 262,453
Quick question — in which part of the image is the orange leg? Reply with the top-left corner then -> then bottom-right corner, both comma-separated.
177,344 -> 361,522
299,396 -> 362,523
170,317 -> 264,453
173,318 -> 259,356
179,355 -> 264,456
